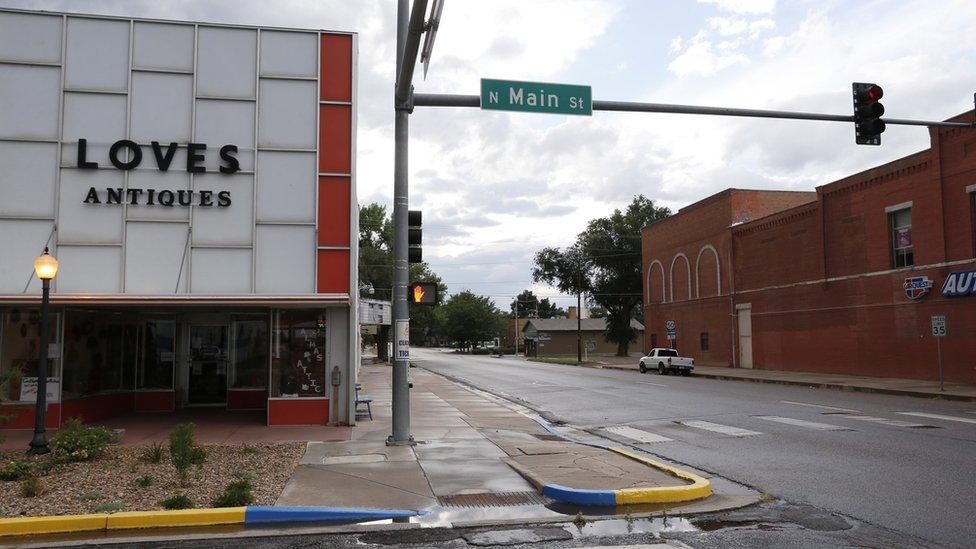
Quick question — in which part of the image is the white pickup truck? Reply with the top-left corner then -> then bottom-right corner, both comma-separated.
639,348 -> 694,375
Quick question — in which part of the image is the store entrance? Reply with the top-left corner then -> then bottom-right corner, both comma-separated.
187,324 -> 228,405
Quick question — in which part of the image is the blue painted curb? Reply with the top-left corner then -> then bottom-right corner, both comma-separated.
542,484 -> 616,506
244,506 -> 419,524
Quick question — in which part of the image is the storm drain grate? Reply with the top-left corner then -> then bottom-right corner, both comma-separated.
533,433 -> 567,441
439,491 -> 551,508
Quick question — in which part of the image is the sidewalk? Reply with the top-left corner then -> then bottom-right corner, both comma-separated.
276,363 -> 756,522
587,356 -> 976,401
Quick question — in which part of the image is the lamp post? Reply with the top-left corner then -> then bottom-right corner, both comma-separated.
28,247 -> 58,455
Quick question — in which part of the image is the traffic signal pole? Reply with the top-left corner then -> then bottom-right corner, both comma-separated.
390,0 -> 428,445
411,93 -> 973,129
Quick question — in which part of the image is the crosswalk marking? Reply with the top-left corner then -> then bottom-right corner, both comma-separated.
830,414 -> 932,428
677,420 -> 762,437
781,400 -> 859,413
756,416 -> 854,431
636,381 -> 668,387
896,412 -> 976,425
605,425 -> 672,443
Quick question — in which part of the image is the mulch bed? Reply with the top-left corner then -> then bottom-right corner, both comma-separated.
0,443 -> 303,517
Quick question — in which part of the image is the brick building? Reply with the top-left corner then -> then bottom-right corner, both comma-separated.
642,111 -> 976,383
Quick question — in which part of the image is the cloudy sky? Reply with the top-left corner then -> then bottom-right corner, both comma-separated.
6,0 -> 976,310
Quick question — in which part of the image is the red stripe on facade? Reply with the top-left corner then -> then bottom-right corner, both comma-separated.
320,34 -> 352,102
318,176 -> 351,246
317,250 -> 350,294
318,105 -> 352,174
267,398 -> 329,425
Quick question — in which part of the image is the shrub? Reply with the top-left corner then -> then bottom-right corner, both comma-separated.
20,476 -> 42,497
169,423 -> 207,485
79,490 -> 102,501
0,460 -> 31,481
159,494 -> 194,510
50,419 -> 113,462
95,502 -> 124,513
212,474 -> 255,507
140,442 -> 166,464
135,474 -> 155,488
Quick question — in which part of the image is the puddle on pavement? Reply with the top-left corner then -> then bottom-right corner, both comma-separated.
566,516 -> 698,537
694,519 -> 786,532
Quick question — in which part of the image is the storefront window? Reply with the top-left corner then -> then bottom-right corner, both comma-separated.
231,319 -> 268,389
0,308 -> 61,404
270,310 -> 327,398
62,310 -> 129,399
137,320 -> 175,390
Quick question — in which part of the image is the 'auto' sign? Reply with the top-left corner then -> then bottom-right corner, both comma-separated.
940,269 -> 976,297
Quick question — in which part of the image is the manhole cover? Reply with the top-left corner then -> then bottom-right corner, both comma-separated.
533,433 -> 566,441
439,491 -> 550,507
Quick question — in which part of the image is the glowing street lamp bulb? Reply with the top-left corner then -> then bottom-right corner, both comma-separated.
34,248 -> 59,281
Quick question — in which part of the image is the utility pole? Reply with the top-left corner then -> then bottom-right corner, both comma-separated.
577,259 -> 582,364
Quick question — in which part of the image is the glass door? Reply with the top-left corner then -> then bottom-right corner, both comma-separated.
187,324 -> 228,405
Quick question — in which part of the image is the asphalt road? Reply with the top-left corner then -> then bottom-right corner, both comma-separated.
411,348 -> 976,548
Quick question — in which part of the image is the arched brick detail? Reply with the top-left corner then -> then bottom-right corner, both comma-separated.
647,260 -> 665,303
695,244 -> 721,298
669,253 -> 692,302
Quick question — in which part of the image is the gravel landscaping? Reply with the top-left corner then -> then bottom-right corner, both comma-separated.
0,442 -> 303,517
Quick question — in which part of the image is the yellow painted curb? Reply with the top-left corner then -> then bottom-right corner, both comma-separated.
609,447 -> 712,505
0,514 -> 107,536
106,507 -> 247,530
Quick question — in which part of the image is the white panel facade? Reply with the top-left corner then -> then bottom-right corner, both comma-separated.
0,220 -> 54,293
190,249 -> 252,293
196,27 -> 256,99
124,222 -> 189,293
126,170 -> 190,221
195,99 -> 255,171
258,79 -> 317,149
56,246 -> 121,294
130,73 -> 193,143
0,12 -> 62,64
132,22 -> 193,72
64,18 -> 129,92
61,92 -> 127,165
191,174 -> 254,246
0,142 -> 58,217
255,225 -> 316,294
256,151 -> 316,223
260,31 -> 317,78
58,170 -> 124,244
0,64 -> 60,139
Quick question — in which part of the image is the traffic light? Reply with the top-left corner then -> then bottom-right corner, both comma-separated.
408,210 -> 422,263
852,82 -> 885,145
409,282 -> 437,305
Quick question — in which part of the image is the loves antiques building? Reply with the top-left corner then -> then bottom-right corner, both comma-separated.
642,111 -> 976,383
0,9 -> 359,427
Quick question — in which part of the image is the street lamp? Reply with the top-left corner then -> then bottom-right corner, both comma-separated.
28,247 -> 58,455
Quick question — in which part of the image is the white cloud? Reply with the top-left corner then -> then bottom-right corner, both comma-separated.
697,0 -> 776,15
668,39 -> 750,77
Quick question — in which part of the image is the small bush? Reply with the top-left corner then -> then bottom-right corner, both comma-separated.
95,502 -> 124,513
135,475 -> 155,488
79,490 -> 102,501
50,419 -> 113,462
212,474 -> 254,508
0,460 -> 31,481
20,476 -> 42,498
159,494 -> 194,510
169,423 -> 207,485
140,442 -> 166,464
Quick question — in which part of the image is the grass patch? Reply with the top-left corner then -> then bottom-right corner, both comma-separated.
159,494 -> 193,510
94,502 -> 124,513
140,442 -> 165,464
135,475 -> 155,488
20,476 -> 42,498
212,474 -> 255,507
79,490 -> 102,501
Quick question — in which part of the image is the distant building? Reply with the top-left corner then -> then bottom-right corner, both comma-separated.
642,110 -> 976,383
523,317 -> 645,357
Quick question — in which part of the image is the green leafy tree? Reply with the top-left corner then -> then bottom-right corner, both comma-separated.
533,195 -> 670,356
442,291 -> 506,351
509,290 -> 565,319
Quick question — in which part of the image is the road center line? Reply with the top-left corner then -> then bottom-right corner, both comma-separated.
896,412 -> 976,425
677,420 -> 762,437
830,414 -> 932,428
780,400 -> 860,413
756,416 -> 854,431
636,381 -> 668,387
605,425 -> 672,443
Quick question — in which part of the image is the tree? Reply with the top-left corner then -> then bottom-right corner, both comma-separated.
509,289 -> 565,319
533,195 -> 670,356
442,291 -> 506,351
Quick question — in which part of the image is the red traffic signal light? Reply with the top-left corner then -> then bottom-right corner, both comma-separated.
852,82 -> 885,146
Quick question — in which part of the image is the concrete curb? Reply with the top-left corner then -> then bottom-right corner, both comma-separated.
0,506 -> 420,537
509,448 -> 712,507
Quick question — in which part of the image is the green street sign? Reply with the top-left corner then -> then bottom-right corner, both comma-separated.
481,78 -> 592,116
